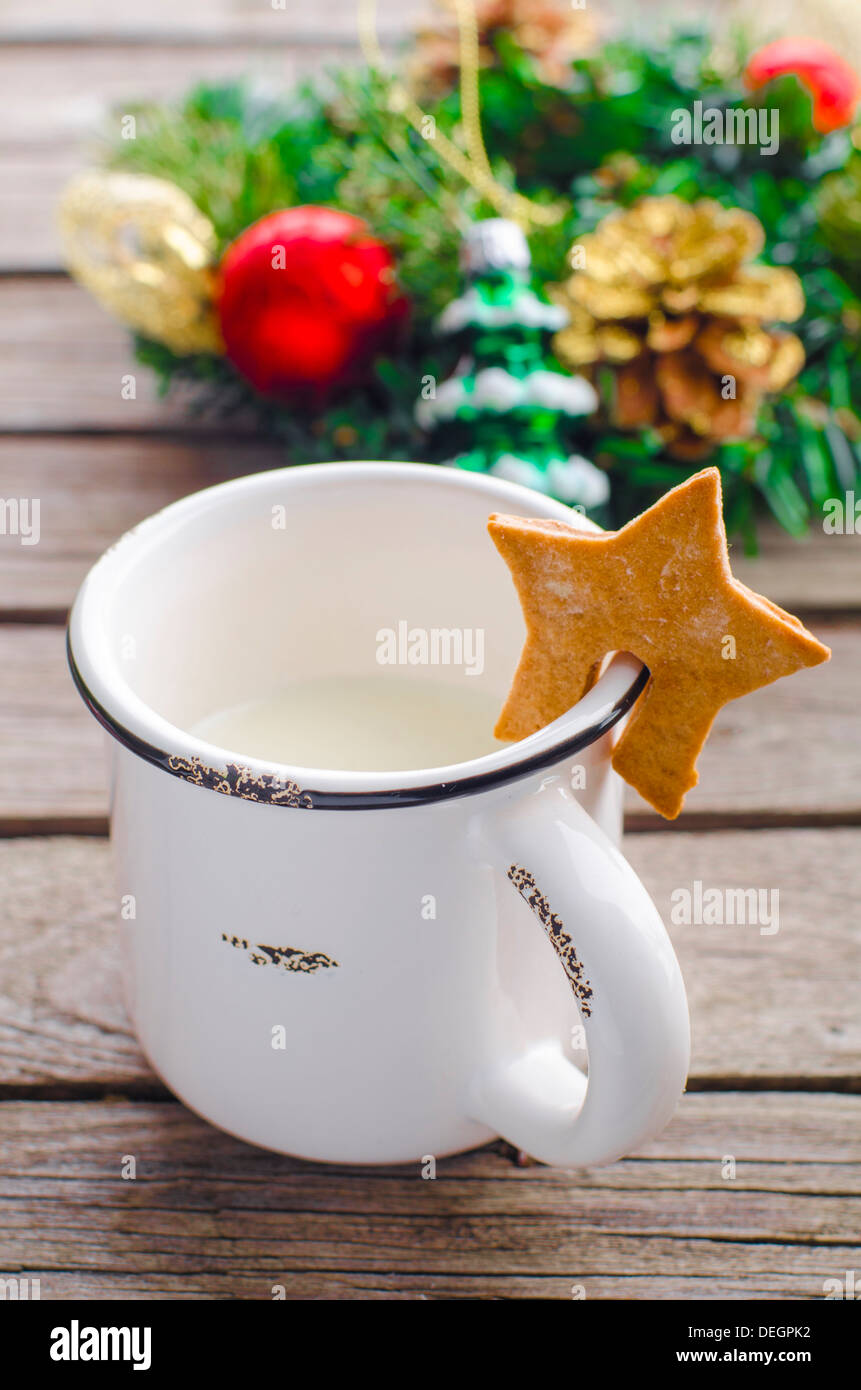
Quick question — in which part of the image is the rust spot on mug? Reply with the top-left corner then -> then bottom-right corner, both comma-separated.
507,865 -> 593,1016
222,933 -> 338,974
168,754 -> 313,808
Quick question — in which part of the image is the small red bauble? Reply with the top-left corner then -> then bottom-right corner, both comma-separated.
745,38 -> 861,135
216,206 -> 409,399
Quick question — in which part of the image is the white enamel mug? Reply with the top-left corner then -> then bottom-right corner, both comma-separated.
68,461 -> 689,1166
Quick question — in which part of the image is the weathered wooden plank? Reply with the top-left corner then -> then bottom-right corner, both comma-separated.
0,1097 -> 857,1299
0,0 -> 424,43
3,437 -> 858,617
0,438 -> 285,617
0,37 -> 352,270
2,1200 -> 855,1268
6,1166 -> 857,1236
0,622 -> 853,827
732,525 -> 861,618
627,829 -> 861,1084
2,44 -> 352,147
0,0 -> 720,44
0,153 -> 81,272
0,832 -> 857,1089
0,281 -> 235,429
625,618 -> 857,824
0,630 -> 107,827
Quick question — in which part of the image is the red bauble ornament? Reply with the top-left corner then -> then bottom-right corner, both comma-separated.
745,38 -> 861,135
216,206 -> 409,398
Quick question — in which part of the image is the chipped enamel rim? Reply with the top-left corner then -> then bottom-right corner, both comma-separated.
67,462 -> 647,809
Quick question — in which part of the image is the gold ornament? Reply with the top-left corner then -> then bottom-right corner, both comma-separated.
553,197 -> 806,459
58,171 -> 223,356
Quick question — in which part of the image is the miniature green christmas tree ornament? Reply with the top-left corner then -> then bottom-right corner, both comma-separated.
416,219 -> 608,510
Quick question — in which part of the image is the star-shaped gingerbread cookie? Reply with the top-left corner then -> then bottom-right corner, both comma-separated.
489,467 -> 831,819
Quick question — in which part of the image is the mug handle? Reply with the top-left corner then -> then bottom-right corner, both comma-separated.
469,781 -> 690,1167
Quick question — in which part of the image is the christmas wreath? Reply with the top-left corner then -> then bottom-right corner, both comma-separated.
59,1 -> 861,547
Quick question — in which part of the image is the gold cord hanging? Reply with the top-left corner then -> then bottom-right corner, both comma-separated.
357,0 -> 565,228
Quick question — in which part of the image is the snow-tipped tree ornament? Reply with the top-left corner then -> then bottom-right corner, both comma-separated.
416,219 -> 608,510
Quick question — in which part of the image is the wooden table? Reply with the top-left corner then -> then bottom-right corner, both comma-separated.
1,2 -> 859,1302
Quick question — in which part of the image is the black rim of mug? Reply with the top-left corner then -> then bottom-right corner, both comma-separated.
66,627 -> 649,811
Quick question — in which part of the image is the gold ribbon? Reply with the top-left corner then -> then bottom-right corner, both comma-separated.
357,0 -> 565,228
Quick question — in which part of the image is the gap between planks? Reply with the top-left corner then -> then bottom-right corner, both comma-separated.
0,0 -> 427,43
2,1077 -> 860,1104
0,0 -> 719,46
4,810 -> 861,839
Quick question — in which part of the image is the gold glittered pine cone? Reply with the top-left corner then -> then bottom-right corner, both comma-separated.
409,0 -> 599,98
553,196 -> 806,459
